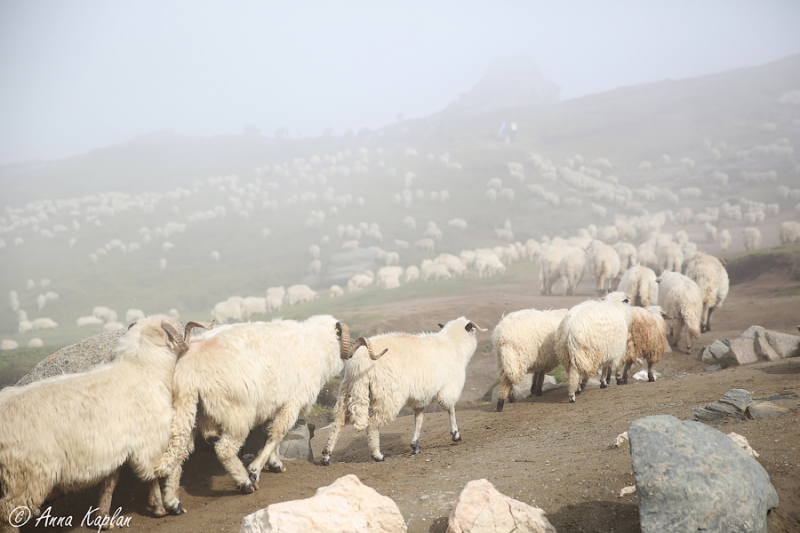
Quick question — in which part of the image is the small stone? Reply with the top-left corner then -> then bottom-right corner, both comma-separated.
746,401 -> 789,420
754,334 -> 781,361
719,389 -> 752,411
704,364 -> 721,372
693,407 -> 724,421
729,325 -> 765,365
762,330 -> 800,359
704,401 -> 746,420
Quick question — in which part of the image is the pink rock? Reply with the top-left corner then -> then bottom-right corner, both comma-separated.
446,479 -> 556,533
239,474 -> 406,533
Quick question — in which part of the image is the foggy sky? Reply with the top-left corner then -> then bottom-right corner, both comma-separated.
1,0 -> 799,165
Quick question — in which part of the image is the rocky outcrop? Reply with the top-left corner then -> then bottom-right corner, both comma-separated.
701,327 -> 800,366
629,415 -> 779,533
239,474 -> 406,533
446,479 -> 556,533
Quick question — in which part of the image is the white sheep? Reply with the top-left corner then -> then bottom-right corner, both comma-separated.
155,316 -> 351,493
126,308 -> 146,323
539,247 -> 565,294
212,297 -> 243,324
493,308 -> 568,411
657,241 -> 684,273
32,317 -> 58,330
421,259 -> 452,281
588,241 -> 621,294
404,265 -> 420,283
614,242 -> 637,272
241,297 -> 267,320
559,246 -> 587,296
376,266 -> 404,289
415,238 -> 435,254
656,269 -> 703,353
266,286 -> 285,312
475,249 -> 506,278
321,317 -> 486,464
556,292 -> 632,402
779,221 -> 800,245
77,315 -> 105,327
287,284 -> 319,305
347,272 -> 374,293
436,253 -> 467,276
0,316 -> 207,529
617,265 -> 659,307
685,252 -> 729,333
329,285 -> 344,298
448,218 -> 468,230
743,226 -> 762,251
719,229 -> 732,252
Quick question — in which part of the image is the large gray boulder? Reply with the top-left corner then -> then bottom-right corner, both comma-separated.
629,415 -> 778,533
16,328 -> 126,386
728,326 -> 800,365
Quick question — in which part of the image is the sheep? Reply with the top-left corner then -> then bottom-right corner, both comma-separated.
657,241 -> 684,273
77,315 -> 105,327
329,285 -> 344,298
126,308 -> 146,323
588,241 -> 621,294
615,306 -> 670,384
656,269 -> 703,353
376,266 -> 403,289
448,218 -> 468,230
32,317 -> 58,330
743,226 -> 762,251
308,259 -> 322,275
779,221 -> 800,245
421,259 -> 452,281
404,265 -> 420,283
685,252 -> 729,333
716,228 -> 731,252
617,265 -> 659,307
212,297 -> 243,324
155,316 -> 352,493
241,297 -> 267,320
347,272 -> 374,293
415,238 -> 435,254
493,308 -> 569,412
0,316 -> 208,530
539,247 -> 565,294
287,284 -> 319,305
559,246 -> 587,296
436,253 -> 467,276
320,317 -> 486,464
556,292 -> 632,402
614,242 -> 637,272
475,249 -> 506,278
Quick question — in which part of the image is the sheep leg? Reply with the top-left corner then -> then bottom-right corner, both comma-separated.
496,375 -> 514,412
147,478 -> 167,518
647,361 -> 656,382
213,432 -> 254,493
706,306 -> 715,332
96,469 -> 121,528
366,419 -> 384,462
321,396 -> 348,465
161,464 -> 186,516
619,361 -> 633,385
448,407 -> 461,442
536,370 -> 546,396
529,372 -> 539,397
567,370 -> 581,403
600,365 -> 612,388
247,404 -> 300,482
410,407 -> 424,454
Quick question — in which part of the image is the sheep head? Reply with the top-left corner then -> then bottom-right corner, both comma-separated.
351,336 -> 388,360
335,322 -> 351,359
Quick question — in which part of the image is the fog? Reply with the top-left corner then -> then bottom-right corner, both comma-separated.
1,0 -> 799,165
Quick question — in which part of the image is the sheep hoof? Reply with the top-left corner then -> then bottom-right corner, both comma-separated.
239,481 -> 256,494
372,455 -> 385,462
167,502 -> 186,516
267,463 -> 285,473
451,431 -> 461,442
320,456 -> 331,466
648,376 -> 655,383
569,396 -> 576,403
410,441 -> 421,454
496,399 -> 505,412
600,383 -> 607,389
535,390 -> 543,397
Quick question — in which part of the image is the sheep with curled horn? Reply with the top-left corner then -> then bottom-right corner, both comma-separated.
0,316 -> 213,531
155,316 -> 353,499
321,317 -> 486,465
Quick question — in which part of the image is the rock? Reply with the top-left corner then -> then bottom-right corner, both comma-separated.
278,419 -> 313,462
16,329 -> 126,386
629,415 -> 779,533
239,474 -> 406,533
633,370 -> 661,381
614,431 -> 629,448
692,406 -> 725,421
746,401 -> 789,420
703,400 -> 747,420
702,339 -> 732,363
727,432 -> 759,458
729,326 -> 800,365
704,364 -> 721,372
446,479 -> 556,533
761,330 -> 800,358
619,485 -> 636,497
540,375 -> 562,393
729,325 -> 764,365
720,389 -> 752,411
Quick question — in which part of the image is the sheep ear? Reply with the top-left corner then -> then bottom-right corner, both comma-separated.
438,323 -> 445,329
622,298 -> 629,304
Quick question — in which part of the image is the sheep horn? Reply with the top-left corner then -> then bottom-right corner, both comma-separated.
161,322 -> 188,353
466,322 -> 487,332
336,322 -> 351,359
184,320 -> 214,343
351,337 -> 388,360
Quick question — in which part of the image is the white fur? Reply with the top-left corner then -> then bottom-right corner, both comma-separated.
656,270 -> 703,353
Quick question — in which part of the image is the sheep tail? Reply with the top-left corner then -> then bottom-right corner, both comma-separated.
155,388 -> 199,477
347,375 -> 372,431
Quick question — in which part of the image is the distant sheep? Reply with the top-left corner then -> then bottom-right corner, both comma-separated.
614,242 -> 637,272
329,285 -> 344,298
287,284 -> 319,305
126,308 -> 146,323
321,317 -> 485,464
719,229 -> 732,252
404,265 -> 420,283
657,242 -> 684,274
448,218 -> 468,230
415,238 -> 435,254
685,252 -> 729,333
743,227 -> 762,251
588,241 -> 620,294
559,246 -> 587,296
493,308 -> 568,411
539,247 -> 565,295
656,270 -> 702,353
779,221 -> 800,245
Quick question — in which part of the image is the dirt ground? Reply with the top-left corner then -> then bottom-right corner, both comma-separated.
17,263 -> 800,533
